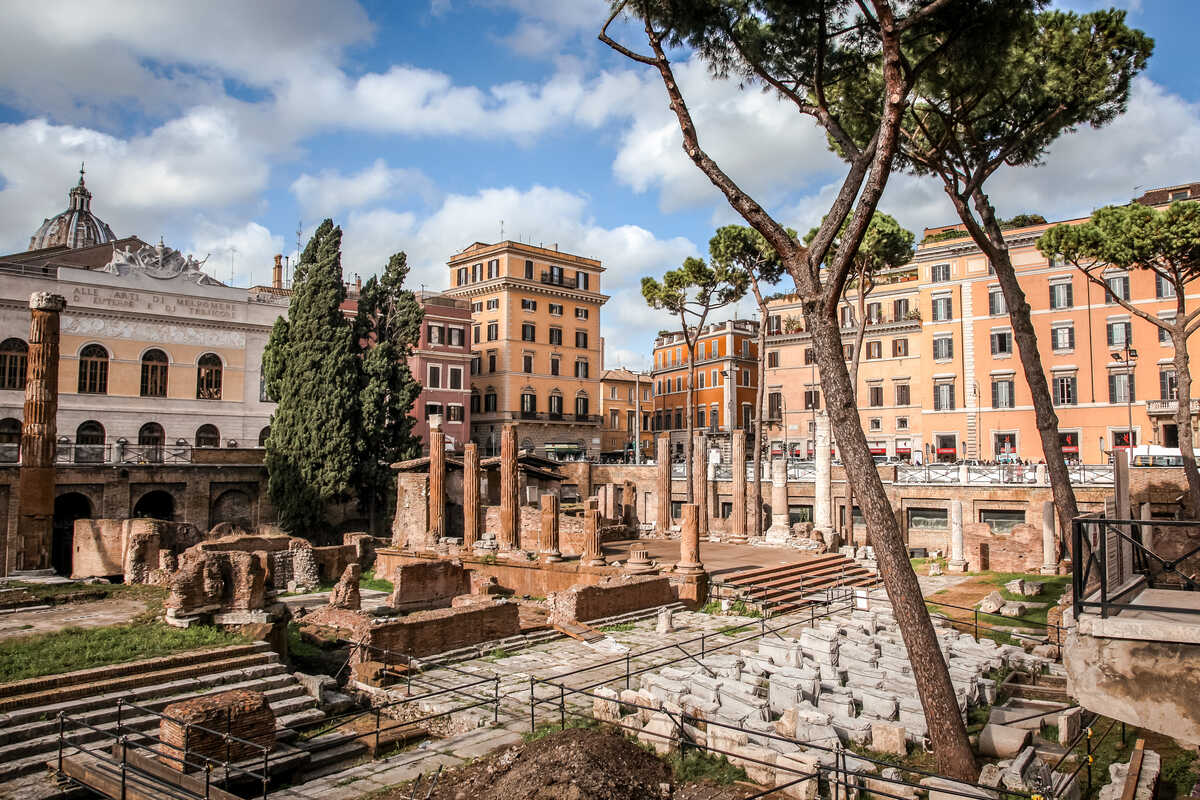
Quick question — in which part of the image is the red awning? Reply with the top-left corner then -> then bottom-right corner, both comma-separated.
896,447 -> 911,454
937,447 -> 956,454
869,448 -> 887,455
1061,446 -> 1079,453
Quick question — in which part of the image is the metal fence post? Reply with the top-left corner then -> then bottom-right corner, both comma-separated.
262,747 -> 269,800
529,676 -> 536,733
559,685 -> 566,730
184,723 -> 191,771
375,707 -> 381,753
1086,726 -> 1093,795
57,713 -> 63,773
116,698 -> 123,738
974,608 -> 979,641
493,677 -> 500,723
625,652 -> 631,689
700,633 -> 705,658
205,762 -> 212,800
120,736 -> 129,800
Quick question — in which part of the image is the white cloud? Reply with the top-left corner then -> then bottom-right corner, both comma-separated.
291,160 -> 438,219
189,221 -> 285,288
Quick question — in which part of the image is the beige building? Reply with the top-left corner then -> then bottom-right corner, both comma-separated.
444,241 -> 608,459
597,368 -> 652,460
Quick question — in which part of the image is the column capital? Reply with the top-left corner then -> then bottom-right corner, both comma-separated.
29,292 -> 66,312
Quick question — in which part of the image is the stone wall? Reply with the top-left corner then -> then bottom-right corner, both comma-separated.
159,690 -> 275,771
374,549 -> 622,598
309,600 -> 521,660
547,575 -> 675,625
311,544 -> 356,583
965,521 -> 1043,573
391,472 -> 428,548
71,517 -> 201,580
389,559 -> 470,611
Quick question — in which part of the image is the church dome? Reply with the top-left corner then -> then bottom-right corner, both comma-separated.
28,165 -> 117,251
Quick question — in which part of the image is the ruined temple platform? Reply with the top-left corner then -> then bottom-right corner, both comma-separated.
601,538 -> 822,579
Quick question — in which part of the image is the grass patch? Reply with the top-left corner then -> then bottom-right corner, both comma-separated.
484,647 -> 514,662
925,602 -> 1014,646
910,557 -> 948,572
0,622 -> 244,683
700,600 -> 762,618
359,569 -> 393,593
718,624 -> 754,637
286,621 -> 325,661
10,581 -> 166,605
599,622 -> 636,632
523,717 -> 597,742
670,750 -> 748,785
1162,751 -> 1200,800
1069,718 -> 1199,800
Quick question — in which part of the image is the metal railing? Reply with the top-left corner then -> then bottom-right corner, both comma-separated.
1072,513 -> 1200,620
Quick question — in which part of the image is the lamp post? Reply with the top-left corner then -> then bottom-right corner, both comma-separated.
1111,345 -> 1139,455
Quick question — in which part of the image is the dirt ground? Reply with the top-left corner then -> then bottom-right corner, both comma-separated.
379,728 -> 756,800
0,596 -> 151,639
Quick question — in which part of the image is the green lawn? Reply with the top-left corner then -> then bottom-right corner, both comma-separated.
359,569 -> 393,593
973,572 -> 1071,628
9,581 -> 166,605
0,622 -> 245,683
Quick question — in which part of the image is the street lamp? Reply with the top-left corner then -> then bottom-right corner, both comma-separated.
1111,345 -> 1138,455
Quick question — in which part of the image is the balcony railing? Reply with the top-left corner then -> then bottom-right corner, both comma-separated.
540,271 -> 577,289
1145,398 -> 1200,415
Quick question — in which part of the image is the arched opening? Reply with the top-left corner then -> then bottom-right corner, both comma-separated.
196,353 -> 222,400
257,426 -> 270,447
75,420 -> 105,463
0,417 -> 20,463
78,344 -> 109,394
53,492 -> 92,576
211,489 -> 252,530
140,349 -> 168,397
133,490 -> 175,521
138,422 -> 165,462
0,338 -> 28,390
195,424 -> 220,448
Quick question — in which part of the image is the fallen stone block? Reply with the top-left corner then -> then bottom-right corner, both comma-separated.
867,767 -> 917,800
921,777 -> 998,800
593,687 -> 622,723
775,752 -> 821,800
871,722 -> 907,756
979,591 -> 1005,614
858,689 -> 898,720
999,603 -> 1027,618
978,723 -> 1031,758
637,712 -> 677,756
831,715 -> 873,745
1058,707 -> 1083,747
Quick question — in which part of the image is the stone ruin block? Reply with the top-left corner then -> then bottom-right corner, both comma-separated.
328,564 -> 361,610
159,690 -> 275,772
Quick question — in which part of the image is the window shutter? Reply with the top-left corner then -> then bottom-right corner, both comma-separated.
1068,327 -> 1075,349
1106,324 -> 1114,347
1109,373 -> 1117,403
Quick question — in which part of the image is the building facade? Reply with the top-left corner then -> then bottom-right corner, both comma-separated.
444,241 -> 608,459
410,291 -> 473,453
650,319 -> 760,458
597,368 -> 652,459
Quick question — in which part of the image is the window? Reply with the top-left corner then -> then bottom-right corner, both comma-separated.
988,287 -> 1006,316
524,259 -> 534,279
138,423 -> 164,461
196,424 -> 220,448
1050,282 -> 1073,309
448,327 -> 464,347
895,384 -> 910,406
933,336 -> 953,360
140,349 -> 168,397
447,404 -> 464,422
768,315 -> 781,334
893,338 -> 908,357
711,369 -> 718,386
457,267 -> 468,286
487,322 -> 498,341
697,371 -> 705,388
675,377 -> 682,392
866,341 -> 882,360
428,365 -> 442,388
521,298 -> 537,311
897,416 -> 909,430
470,356 -> 480,376
486,298 -> 499,310
549,327 -> 562,346
550,357 -> 560,376
78,344 -> 109,394
931,296 -> 953,321
427,324 -> 444,345
893,298 -> 909,319
840,306 -> 855,327
258,426 -> 270,447
473,324 -> 480,344
521,323 -> 536,342
931,264 -> 951,282
843,344 -> 853,361
575,395 -> 589,418
449,366 -> 463,389
575,307 -> 589,319
909,507 -> 949,530
768,392 -> 782,420
1160,317 -> 1174,344
487,352 -> 496,372
425,402 -> 442,419
1105,274 -> 1130,303
696,407 -> 706,428
866,302 -> 881,323
804,348 -> 815,365
522,354 -> 533,373
992,378 -> 1015,409
470,394 -> 480,413
487,259 -> 499,279
1106,320 -> 1132,347
577,271 -> 590,290
869,417 -> 882,431
1161,369 -> 1179,400
575,360 -> 589,378
869,385 -> 883,407
472,263 -> 482,281
471,301 -> 482,313
803,389 -> 821,409
1052,375 -> 1077,406
549,303 -> 563,316
484,391 -> 497,412
767,350 -> 779,368
933,382 -> 955,410
1108,371 -> 1135,403
1156,274 -> 1176,299
196,353 -> 222,400
980,509 -> 1026,533
990,330 -> 1013,356
520,393 -> 537,416
75,420 -> 105,463
549,394 -> 563,418
575,330 -> 588,348
0,339 -> 28,390
1051,325 -> 1075,351
1113,430 -> 1137,449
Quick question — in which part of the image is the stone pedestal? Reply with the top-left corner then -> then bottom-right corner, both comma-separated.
676,503 -> 704,574
16,292 -> 66,573
814,411 -> 833,540
1040,500 -> 1057,575
539,493 -> 562,562
947,499 -> 967,572
498,424 -> 518,551
624,547 -> 656,574
581,508 -> 605,566
765,457 -> 790,543
729,434 -> 748,544
428,425 -> 446,543
656,436 -> 671,533
693,433 -> 709,540
463,443 -> 480,549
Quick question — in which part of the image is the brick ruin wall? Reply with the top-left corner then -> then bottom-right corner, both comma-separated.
389,559 -> 471,611
71,518 -> 201,580
308,600 -> 521,660
375,550 -> 623,598
159,690 -> 275,772
547,575 -> 675,625
963,521 -> 1043,573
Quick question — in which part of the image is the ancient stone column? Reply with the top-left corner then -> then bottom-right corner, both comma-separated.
462,442 -> 480,550
1040,499 -> 1057,575
498,424 -> 518,551
676,503 -> 704,574
427,425 -> 446,545
622,479 -> 638,529
15,292 -> 66,573
814,411 -> 833,538
765,457 -> 790,543
656,436 -> 671,533
581,508 -> 605,566
947,499 -> 967,572
540,493 -> 562,562
693,433 -> 710,540
729,434 -> 748,543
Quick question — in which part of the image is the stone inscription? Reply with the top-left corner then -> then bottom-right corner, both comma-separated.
69,286 -> 237,320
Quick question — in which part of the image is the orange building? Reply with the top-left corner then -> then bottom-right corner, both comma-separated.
650,319 -> 760,458
597,368 -> 652,460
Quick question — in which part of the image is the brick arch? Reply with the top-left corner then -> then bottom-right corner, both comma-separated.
211,488 -> 253,530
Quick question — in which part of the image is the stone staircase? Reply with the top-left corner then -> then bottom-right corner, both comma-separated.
0,642 -> 326,783
720,553 -> 881,614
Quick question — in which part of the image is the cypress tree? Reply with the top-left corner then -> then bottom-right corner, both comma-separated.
263,219 -> 359,534
353,251 -> 424,530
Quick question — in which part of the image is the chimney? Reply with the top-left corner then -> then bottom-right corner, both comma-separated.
355,273 -> 362,294
272,254 -> 282,289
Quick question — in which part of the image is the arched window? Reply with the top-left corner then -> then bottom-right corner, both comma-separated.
195,424 -> 220,448
257,426 -> 270,447
75,420 -> 105,463
0,417 -> 20,463
78,344 -> 109,394
0,339 -> 28,390
196,353 -> 222,400
138,422 -> 165,463
140,349 -> 168,397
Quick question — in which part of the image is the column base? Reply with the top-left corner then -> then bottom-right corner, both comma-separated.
946,560 -> 969,573
765,516 -> 790,544
541,551 -> 563,563
727,534 -> 749,545
582,557 -> 607,567
674,562 -> 704,575
1040,564 -> 1058,575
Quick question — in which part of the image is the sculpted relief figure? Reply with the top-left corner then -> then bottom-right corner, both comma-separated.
102,240 -> 219,285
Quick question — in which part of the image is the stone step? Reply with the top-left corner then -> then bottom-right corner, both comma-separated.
1,648 -> 280,714
748,572 -> 880,600
298,737 -> 370,780
0,642 -> 273,702
728,559 -> 872,590
724,554 -> 847,584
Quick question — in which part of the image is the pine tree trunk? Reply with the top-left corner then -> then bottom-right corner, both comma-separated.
1171,328 -> 1200,513
753,302 -> 767,538
809,310 -> 977,779
957,189 -> 1081,541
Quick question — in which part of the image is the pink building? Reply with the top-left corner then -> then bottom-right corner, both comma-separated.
410,291 -> 473,454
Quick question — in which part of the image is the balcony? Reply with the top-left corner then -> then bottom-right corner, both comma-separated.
1145,398 -> 1200,416
540,272 -> 578,289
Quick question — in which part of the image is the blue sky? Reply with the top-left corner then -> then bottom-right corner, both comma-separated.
1,0 -> 1197,369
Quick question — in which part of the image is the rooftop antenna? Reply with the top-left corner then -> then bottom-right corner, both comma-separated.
499,220 -> 504,241
229,246 -> 237,285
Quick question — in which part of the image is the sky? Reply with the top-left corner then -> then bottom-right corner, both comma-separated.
1,0 -> 1197,370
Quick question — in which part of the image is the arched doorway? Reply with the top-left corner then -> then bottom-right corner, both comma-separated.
52,492 -> 92,576
139,422 -> 164,462
211,489 -> 252,530
133,490 -> 175,521
75,420 -> 105,463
